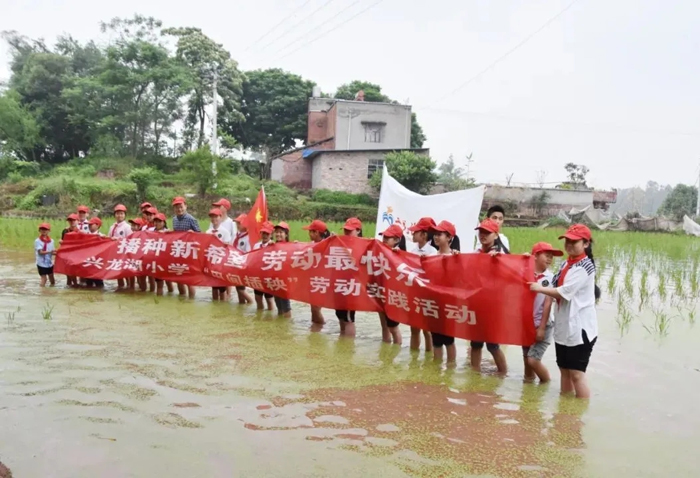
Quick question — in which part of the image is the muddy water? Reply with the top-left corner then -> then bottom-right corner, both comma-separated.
1,250 -> 699,478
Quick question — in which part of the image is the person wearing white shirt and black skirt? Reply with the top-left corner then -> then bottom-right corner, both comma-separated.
530,224 -> 599,399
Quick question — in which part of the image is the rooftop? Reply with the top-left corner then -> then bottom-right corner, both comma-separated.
303,148 -> 429,160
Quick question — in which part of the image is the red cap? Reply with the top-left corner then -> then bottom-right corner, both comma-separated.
260,221 -> 275,234
88,217 -> 102,227
274,221 -> 290,232
171,196 -> 186,206
432,220 -> 456,237
38,222 -> 51,231
303,220 -> 328,232
77,205 -> 90,213
154,213 -> 167,222
531,242 -> 564,256
408,217 -> 436,233
234,213 -> 247,223
145,207 -> 158,215
208,208 -> 222,217
212,198 -> 231,210
475,218 -> 500,234
559,224 -> 592,241
66,213 -> 78,221
380,224 -> 404,238
140,202 -> 152,210
114,204 -> 127,213
343,217 -> 362,231
128,218 -> 144,225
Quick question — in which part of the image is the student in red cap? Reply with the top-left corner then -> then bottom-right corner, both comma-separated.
470,218 -> 509,373
334,217 -> 364,337
273,222 -> 292,318
85,218 -> 105,288
142,207 -> 158,231
140,202 -> 152,225
108,204 -> 131,289
35,223 -> 56,287
172,197 -> 200,299
378,223 -> 407,345
210,198 -> 236,239
530,224 -> 599,398
303,219 -> 331,327
522,242 -> 563,382
231,213 -> 253,305
153,213 -> 173,296
407,217 -> 436,352
431,220 -> 459,364
128,218 -> 144,233
253,221 -> 276,311
61,213 -> 80,286
77,205 -> 91,233
206,208 -> 231,301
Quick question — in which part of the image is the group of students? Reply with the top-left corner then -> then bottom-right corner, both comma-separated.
34,202 -> 598,398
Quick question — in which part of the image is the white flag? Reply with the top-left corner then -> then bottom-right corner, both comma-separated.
374,166 -> 485,250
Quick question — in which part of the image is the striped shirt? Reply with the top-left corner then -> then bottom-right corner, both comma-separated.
552,257 -> 597,347
172,213 -> 200,232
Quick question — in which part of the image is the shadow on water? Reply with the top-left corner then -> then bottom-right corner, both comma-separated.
1,250 -> 699,477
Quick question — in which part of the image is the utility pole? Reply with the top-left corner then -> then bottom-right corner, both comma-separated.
211,74 -> 218,190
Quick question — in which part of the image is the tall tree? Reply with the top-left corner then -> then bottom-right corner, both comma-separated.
370,151 -> 437,194
659,184 -> 698,220
437,155 -> 474,191
0,90 -> 42,160
334,80 -> 427,148
164,27 -> 244,151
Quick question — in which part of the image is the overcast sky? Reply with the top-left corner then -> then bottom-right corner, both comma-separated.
2,0 -> 699,189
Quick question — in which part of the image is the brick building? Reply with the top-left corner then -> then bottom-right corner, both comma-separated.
270,92 -> 428,194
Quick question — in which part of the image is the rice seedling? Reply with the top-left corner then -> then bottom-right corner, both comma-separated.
41,303 -> 55,321
657,271 -> 667,301
616,295 -> 633,336
6,311 -> 16,326
624,267 -> 634,298
645,306 -> 671,337
607,266 -> 618,295
673,269 -> 685,298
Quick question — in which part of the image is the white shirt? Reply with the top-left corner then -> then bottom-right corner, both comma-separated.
208,216 -> 236,239
108,221 -> 132,239
553,258 -> 598,346
234,232 -> 251,253
253,240 -> 272,250
78,220 -> 90,233
411,243 -> 437,257
498,233 -> 510,251
207,227 -> 232,245
533,270 -> 554,328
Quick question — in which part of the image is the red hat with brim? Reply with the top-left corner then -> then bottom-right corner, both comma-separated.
432,220 -> 456,237
475,218 -> 500,234
343,217 -> 362,231
66,213 -> 78,221
260,222 -> 275,234
235,214 -> 247,223
171,196 -> 186,206
140,202 -> 152,210
208,208 -> 222,217
213,198 -> 231,210
114,204 -> 127,213
274,221 -> 290,232
559,224 -> 592,241
408,217 -> 436,233
154,213 -> 167,222
38,223 -> 51,231
145,207 -> 158,215
303,220 -> 328,233
531,242 -> 564,256
128,218 -> 144,226
380,224 -> 404,238
77,206 -> 90,213
88,217 -> 102,227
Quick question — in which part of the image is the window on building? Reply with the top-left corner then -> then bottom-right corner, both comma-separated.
367,158 -> 384,178
362,122 -> 386,143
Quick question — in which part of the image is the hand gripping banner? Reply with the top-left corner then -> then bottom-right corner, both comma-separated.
55,232 -> 536,345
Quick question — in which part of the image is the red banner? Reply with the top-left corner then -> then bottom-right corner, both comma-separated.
55,232 -> 536,345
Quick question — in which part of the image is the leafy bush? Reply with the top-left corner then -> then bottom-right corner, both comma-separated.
180,147 -> 231,195
128,167 -> 161,200
311,189 -> 376,206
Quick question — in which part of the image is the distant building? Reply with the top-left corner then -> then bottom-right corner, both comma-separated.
271,92 -> 428,194
483,185 -> 617,217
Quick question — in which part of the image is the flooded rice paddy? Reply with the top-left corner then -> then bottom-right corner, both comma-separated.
1,236 -> 700,477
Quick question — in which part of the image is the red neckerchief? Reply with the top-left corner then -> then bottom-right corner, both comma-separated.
558,253 -> 586,285
110,222 -> 121,237
235,231 -> 248,244
535,272 -> 546,281
38,235 -> 51,251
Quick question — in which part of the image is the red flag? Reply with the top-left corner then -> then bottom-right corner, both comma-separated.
246,187 -> 268,246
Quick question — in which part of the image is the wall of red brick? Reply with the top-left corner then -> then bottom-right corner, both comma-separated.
270,150 -> 312,190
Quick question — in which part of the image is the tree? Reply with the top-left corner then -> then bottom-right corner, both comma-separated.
658,184 -> 698,220
0,90 -> 42,160
436,155 -> 475,191
164,27 -> 244,151
222,68 -> 314,173
179,146 -> 230,195
369,151 -> 437,194
563,163 -> 590,188
334,80 -> 427,149
128,167 -> 161,200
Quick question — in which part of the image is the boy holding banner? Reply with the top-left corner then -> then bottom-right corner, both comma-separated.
407,217 -> 437,353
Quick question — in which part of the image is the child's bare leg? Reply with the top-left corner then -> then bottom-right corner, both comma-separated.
311,306 -> 325,325
156,281 -> 164,296
559,368 -> 575,395
117,278 -> 125,289
212,288 -> 219,301
187,285 -> 195,299
166,281 -> 174,293
470,347 -> 482,371
255,293 -> 264,310
148,276 -> 156,292
423,330 -> 433,352
48,274 -> 55,286
523,348 -> 535,380
527,357 -> 550,383
446,344 -> 457,363
266,297 -> 274,311
570,370 -> 590,398
488,345 -> 508,374
343,321 -> 356,338
410,327 -> 421,350
177,283 -> 186,296
433,346 -> 444,362
40,275 -> 47,287
378,313 -> 391,343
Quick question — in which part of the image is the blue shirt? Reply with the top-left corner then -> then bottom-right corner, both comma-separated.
35,238 -> 55,268
172,213 -> 201,232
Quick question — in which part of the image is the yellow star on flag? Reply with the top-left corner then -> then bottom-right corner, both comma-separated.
255,210 -> 263,223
